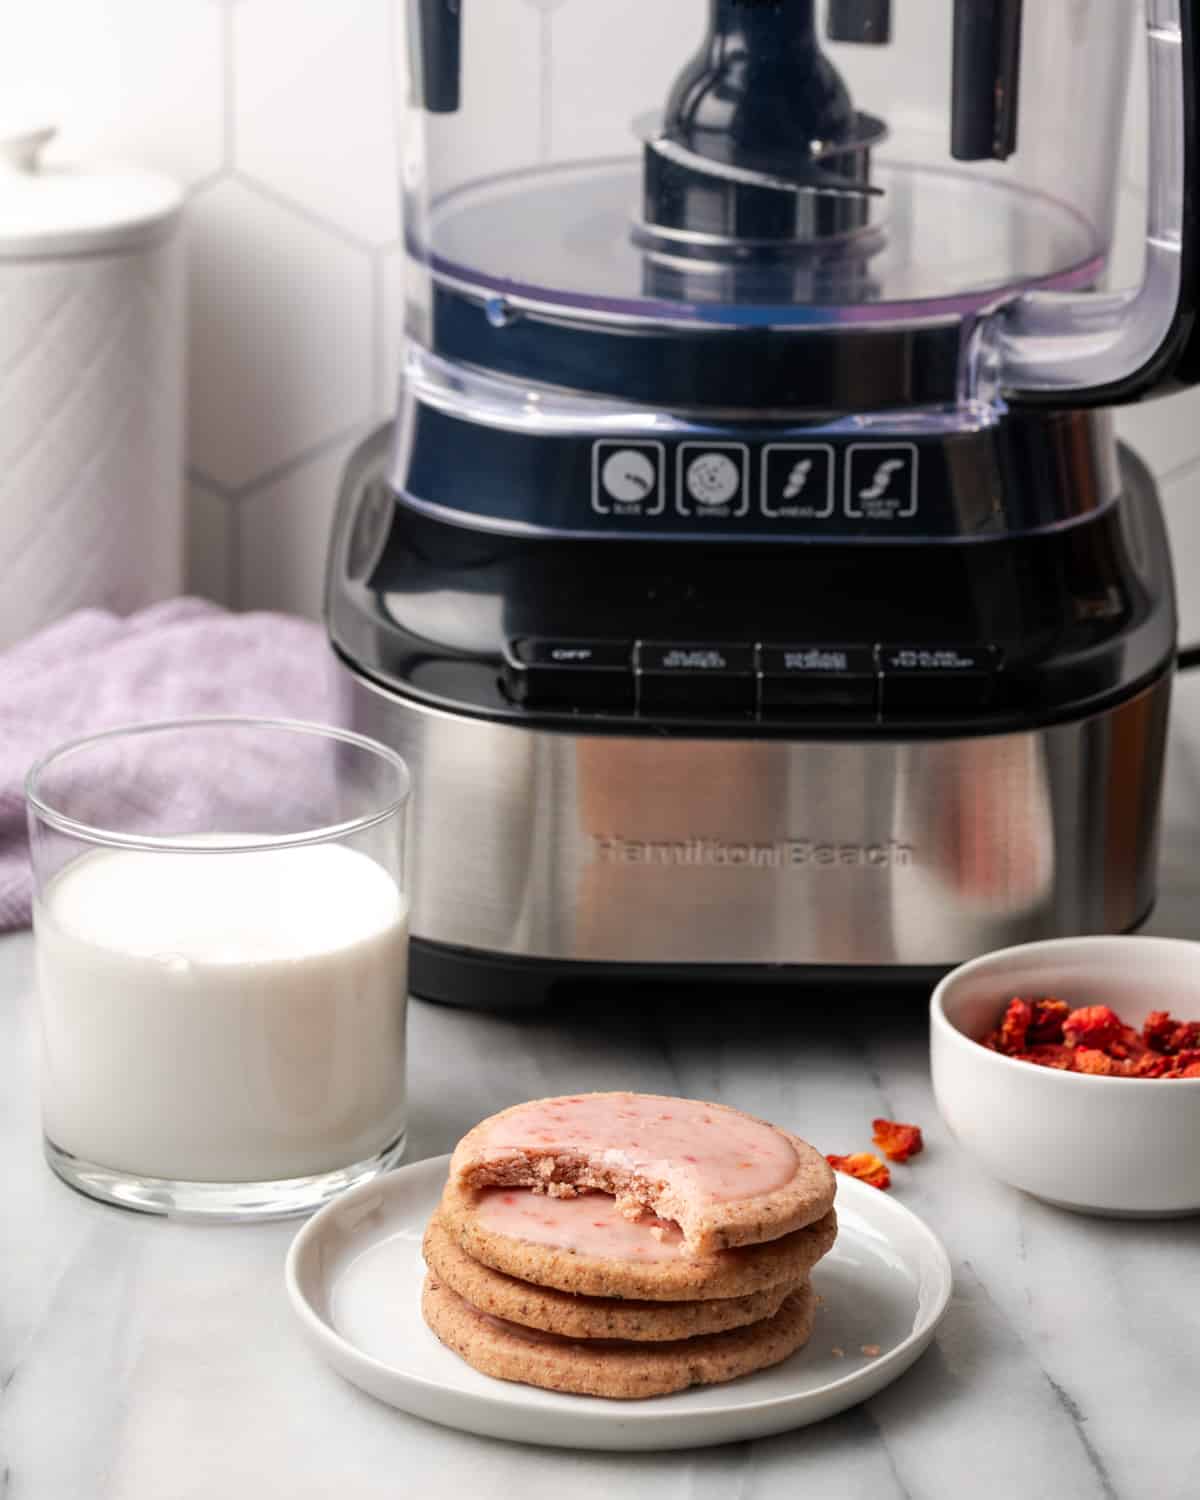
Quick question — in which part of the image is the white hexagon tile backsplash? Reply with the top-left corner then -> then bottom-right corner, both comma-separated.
3,0 -> 1200,632
232,0 -> 402,248
185,178 -> 374,489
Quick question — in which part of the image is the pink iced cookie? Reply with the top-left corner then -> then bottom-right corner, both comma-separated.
438,1178 -> 837,1301
422,1211 -> 806,1341
476,1186 -> 686,1263
422,1275 -> 817,1399
437,1179 -> 837,1301
448,1091 -> 836,1255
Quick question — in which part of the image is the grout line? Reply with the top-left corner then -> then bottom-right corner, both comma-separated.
386,0 -> 408,252
185,170 -> 231,200
231,424 -> 372,502
1157,452 -> 1200,491
228,171 -> 375,255
371,249 -> 388,418
538,9 -> 554,162
227,488 -> 242,610
184,470 -> 240,607
222,0 -> 237,172
186,464 -> 234,501
387,0 -> 407,141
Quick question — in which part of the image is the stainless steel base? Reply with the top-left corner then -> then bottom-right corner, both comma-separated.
351,671 -> 1171,970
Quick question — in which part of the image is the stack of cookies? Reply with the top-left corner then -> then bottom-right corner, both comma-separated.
422,1091 -> 838,1399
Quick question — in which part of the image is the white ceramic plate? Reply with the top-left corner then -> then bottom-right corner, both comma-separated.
285,1154 -> 952,1452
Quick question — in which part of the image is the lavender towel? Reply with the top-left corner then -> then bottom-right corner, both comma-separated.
0,598 -> 347,931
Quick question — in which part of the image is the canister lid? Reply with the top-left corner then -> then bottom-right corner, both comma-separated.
0,118 -> 182,259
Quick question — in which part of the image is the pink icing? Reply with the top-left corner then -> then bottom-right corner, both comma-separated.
475,1188 -> 685,1262
477,1093 -> 798,1203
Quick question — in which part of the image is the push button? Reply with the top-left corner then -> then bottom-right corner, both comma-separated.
877,643 -> 998,712
636,642 -> 756,713
504,639 -> 633,710
759,645 -> 878,713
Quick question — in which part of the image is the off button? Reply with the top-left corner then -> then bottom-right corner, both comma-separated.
504,638 -> 633,710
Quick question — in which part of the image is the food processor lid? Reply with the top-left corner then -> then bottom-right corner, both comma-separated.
409,0 -> 1113,406
424,158 -> 1103,330
409,0 -> 1200,412
417,0 -> 1101,331
0,116 -> 182,259
419,145 -> 1103,410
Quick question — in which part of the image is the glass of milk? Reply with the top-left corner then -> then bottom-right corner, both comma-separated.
25,718 -> 411,1220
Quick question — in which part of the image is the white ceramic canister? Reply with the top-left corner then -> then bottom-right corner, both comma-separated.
0,122 -> 185,648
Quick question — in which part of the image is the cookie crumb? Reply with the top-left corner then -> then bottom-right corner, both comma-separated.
831,1346 -> 845,1358
861,1343 -> 881,1357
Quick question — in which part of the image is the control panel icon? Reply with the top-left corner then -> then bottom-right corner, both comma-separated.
591,441 -> 666,515
687,453 -> 741,506
761,444 -> 836,519
845,444 -> 919,520
676,443 -> 750,517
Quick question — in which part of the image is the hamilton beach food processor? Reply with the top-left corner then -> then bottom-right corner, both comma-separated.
328,0 -> 1200,1005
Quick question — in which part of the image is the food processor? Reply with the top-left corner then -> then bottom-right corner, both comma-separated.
328,0 -> 1200,1005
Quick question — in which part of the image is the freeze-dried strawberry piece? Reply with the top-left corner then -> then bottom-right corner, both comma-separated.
1016,1044 -> 1075,1070
1104,1026 -> 1143,1061
1143,1010 -> 1178,1052
871,1118 -> 924,1163
1063,1005 -> 1124,1050
1027,998 -> 1069,1044
1144,1012 -> 1200,1054
1131,1052 -> 1172,1078
826,1152 -> 891,1191
994,998 -> 1032,1054
987,998 -> 1200,1079
1074,1048 -> 1120,1076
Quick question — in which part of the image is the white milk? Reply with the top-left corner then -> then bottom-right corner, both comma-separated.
35,842 -> 408,1183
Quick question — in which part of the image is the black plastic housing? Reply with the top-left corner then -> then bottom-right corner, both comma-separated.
329,432 -> 1177,742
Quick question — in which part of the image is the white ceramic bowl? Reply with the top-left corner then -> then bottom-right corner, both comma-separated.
931,936 -> 1200,1217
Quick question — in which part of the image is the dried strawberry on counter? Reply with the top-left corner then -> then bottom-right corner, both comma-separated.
872,1118 -> 924,1163
825,1152 -> 891,1191
827,1118 -> 926,1190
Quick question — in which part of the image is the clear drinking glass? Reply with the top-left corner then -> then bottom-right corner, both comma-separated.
25,718 -> 411,1221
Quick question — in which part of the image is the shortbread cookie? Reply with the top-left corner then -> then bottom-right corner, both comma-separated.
423,1212 -> 802,1340
439,1179 -> 837,1301
449,1092 -> 836,1254
422,1276 -> 816,1399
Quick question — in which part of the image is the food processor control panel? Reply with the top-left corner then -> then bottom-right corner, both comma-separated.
503,639 -> 1000,719
329,427 -> 1177,741
396,400 -> 1120,544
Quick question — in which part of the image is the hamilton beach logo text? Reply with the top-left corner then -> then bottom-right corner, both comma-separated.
591,836 -> 913,870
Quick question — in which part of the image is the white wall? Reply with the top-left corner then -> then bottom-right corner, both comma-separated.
4,0 -> 1199,637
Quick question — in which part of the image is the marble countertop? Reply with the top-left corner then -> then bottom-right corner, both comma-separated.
6,685 -> 1200,1499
